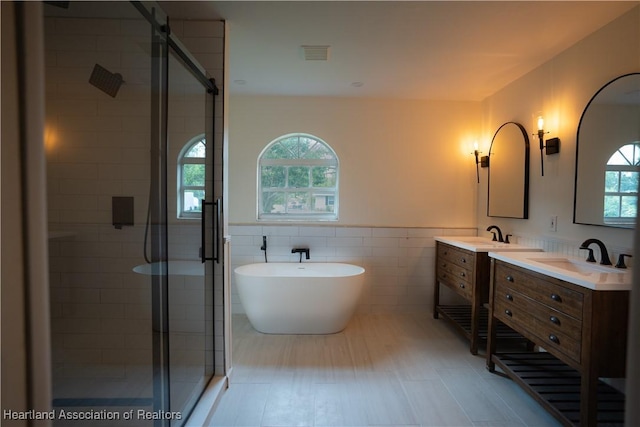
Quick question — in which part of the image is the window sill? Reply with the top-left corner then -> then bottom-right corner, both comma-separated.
258,215 -> 338,222
177,216 -> 201,221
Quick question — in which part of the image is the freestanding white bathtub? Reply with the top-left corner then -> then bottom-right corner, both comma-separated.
234,262 -> 365,334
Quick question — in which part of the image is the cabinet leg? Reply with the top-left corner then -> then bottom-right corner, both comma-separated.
433,278 -> 440,319
580,372 -> 599,427
470,301 -> 480,355
469,329 -> 478,355
486,296 -> 497,372
486,357 -> 495,372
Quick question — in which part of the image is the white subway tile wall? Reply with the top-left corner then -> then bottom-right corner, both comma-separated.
229,225 -> 479,315
229,225 -> 634,316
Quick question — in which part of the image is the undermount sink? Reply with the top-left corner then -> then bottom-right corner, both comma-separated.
450,236 -> 508,246
434,236 -> 541,253
488,251 -> 631,290
526,257 -> 616,275
450,236 -> 492,242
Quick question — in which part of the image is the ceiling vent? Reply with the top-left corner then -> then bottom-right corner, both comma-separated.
302,45 -> 330,61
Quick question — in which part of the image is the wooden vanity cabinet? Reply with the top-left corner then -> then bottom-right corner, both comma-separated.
487,259 -> 629,427
433,242 -> 491,354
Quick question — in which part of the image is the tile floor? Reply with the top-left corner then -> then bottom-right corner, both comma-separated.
207,313 -> 562,427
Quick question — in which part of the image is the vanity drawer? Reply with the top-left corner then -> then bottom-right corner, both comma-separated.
494,282 -> 582,341
438,244 -> 475,271
494,296 -> 582,363
494,262 -> 584,320
438,257 -> 472,284
437,266 -> 472,300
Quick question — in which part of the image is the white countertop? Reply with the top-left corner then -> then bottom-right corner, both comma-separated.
488,251 -> 632,291
434,236 -> 543,253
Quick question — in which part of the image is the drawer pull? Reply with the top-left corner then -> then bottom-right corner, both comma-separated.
459,283 -> 465,289
506,275 -> 514,282
505,309 -> 512,317
548,334 -> 560,344
443,250 -> 448,255
441,263 -> 447,268
549,316 -> 560,325
460,272 -> 466,278
461,258 -> 467,264
550,293 -> 562,302
506,294 -> 513,301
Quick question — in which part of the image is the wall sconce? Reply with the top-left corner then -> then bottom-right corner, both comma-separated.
471,141 -> 490,183
534,116 -> 560,176
472,141 -> 481,183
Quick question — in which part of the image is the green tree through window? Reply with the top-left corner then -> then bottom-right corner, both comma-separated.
178,136 -> 206,218
604,142 -> 639,224
258,134 -> 339,220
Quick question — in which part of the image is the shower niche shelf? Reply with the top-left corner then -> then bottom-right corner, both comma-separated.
48,231 -> 76,240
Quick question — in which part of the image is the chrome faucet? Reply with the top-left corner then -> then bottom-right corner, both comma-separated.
579,238 -> 612,265
291,248 -> 310,263
486,225 -> 505,243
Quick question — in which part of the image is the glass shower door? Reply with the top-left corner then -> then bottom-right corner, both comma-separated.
166,44 -> 215,421
45,2 -> 217,426
44,2 -> 161,425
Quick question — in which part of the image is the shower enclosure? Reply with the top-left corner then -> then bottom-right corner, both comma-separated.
44,2 -> 223,425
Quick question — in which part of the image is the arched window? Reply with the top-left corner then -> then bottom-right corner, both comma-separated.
604,142 -> 639,224
258,133 -> 339,221
178,136 -> 206,218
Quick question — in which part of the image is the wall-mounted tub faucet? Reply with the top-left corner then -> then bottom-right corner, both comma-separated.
579,238 -> 612,265
486,225 -> 505,243
292,248 -> 310,263
260,235 -> 268,263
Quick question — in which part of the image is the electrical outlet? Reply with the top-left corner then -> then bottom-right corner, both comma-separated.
549,215 -> 558,232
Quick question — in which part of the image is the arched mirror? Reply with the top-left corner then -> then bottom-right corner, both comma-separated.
574,73 -> 640,229
488,122 -> 530,218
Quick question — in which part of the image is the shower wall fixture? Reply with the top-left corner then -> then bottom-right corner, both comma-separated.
89,63 -> 123,97
112,196 -> 134,229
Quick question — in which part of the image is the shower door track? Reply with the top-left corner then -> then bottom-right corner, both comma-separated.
131,1 -> 219,95
132,2 -> 221,425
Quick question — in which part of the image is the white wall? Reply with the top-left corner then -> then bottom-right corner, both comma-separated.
476,6 -> 640,259
229,96 -> 482,227
2,2 -> 52,424
227,6 -> 639,316
476,7 -> 640,416
227,96 -> 482,313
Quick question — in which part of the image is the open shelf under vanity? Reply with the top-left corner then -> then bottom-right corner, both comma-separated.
435,305 -> 527,346
491,352 -> 625,427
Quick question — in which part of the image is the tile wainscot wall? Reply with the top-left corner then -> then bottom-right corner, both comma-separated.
229,225 -> 634,315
